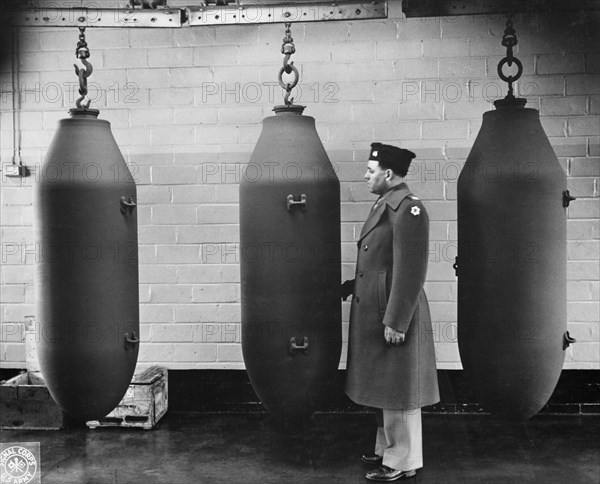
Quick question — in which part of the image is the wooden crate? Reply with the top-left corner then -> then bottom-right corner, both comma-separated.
0,371 -> 63,430
86,366 -> 168,430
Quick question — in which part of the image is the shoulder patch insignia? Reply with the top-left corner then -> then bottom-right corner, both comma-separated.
410,205 -> 421,216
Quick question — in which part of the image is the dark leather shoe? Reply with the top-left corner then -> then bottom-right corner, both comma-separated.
365,466 -> 416,482
361,453 -> 383,465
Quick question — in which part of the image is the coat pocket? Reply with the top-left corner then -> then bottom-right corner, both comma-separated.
377,270 -> 388,317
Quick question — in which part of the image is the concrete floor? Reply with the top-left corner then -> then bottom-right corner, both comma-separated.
1,413 -> 598,484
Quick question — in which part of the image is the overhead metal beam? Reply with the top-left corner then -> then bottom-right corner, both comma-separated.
15,7 -> 184,28
11,2 -> 387,28
402,0 -> 600,17
186,2 -> 387,25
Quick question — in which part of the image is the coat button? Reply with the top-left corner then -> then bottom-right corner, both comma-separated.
363,245 -> 368,251
358,271 -> 363,277
355,296 -> 360,303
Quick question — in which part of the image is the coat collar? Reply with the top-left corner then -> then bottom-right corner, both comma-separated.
358,183 -> 412,243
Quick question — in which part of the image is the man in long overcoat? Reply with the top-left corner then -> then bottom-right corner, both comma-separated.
342,143 -> 439,482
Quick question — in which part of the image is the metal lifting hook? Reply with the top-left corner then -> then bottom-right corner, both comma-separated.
73,26 -> 94,109
497,15 -> 523,101
277,22 -> 299,106
74,58 -> 93,109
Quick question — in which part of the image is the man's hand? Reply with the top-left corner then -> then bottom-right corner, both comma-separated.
384,326 -> 405,345
340,280 -> 355,301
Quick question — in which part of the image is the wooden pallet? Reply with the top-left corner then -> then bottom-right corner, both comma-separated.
86,366 -> 168,430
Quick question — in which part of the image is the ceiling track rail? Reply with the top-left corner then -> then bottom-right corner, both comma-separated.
12,2 -> 387,28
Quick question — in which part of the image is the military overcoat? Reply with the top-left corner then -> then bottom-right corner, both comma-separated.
345,183 -> 440,410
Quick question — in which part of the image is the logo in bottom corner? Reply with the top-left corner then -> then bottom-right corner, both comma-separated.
0,443 -> 40,484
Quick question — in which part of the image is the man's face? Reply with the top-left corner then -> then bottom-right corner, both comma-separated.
364,159 -> 390,195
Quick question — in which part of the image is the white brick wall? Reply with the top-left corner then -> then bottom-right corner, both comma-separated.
1,7 -> 598,370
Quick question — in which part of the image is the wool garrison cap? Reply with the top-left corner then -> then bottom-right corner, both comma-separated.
369,142 -> 416,174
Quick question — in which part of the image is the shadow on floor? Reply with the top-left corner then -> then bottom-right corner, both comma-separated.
1,413 -> 599,484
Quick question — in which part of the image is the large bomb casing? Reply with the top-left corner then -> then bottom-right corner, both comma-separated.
240,105 -> 341,420
457,100 -> 568,420
34,109 -> 139,421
